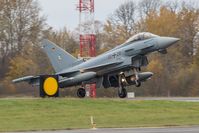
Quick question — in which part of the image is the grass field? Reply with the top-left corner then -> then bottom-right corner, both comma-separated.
0,98 -> 199,132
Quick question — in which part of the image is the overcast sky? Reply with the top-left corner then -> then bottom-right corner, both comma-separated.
37,0 -> 199,31
38,0 -> 131,30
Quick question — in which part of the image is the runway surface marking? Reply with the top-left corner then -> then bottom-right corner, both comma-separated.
11,126 -> 199,133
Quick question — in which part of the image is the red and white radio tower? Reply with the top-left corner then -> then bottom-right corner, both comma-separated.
77,0 -> 96,98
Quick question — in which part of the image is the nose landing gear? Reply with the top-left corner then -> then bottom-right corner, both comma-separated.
133,68 -> 141,87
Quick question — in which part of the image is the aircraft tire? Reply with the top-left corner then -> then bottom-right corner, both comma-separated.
135,81 -> 141,87
118,88 -> 127,98
77,88 -> 86,98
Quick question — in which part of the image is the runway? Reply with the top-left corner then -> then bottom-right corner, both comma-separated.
13,127 -> 199,133
128,97 -> 199,102
2,97 -> 199,102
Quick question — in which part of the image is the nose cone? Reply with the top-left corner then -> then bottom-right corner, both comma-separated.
157,37 -> 180,49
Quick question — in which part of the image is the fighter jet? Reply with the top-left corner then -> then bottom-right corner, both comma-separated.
13,32 -> 179,98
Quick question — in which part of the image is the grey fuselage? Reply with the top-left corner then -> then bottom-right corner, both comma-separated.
58,35 -> 179,88
59,38 -> 158,78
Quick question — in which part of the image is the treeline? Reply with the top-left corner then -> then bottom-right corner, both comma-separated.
0,0 -> 199,97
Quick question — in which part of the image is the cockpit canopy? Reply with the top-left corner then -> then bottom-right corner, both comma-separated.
125,32 -> 159,43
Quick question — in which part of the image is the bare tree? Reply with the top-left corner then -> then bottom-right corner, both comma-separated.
138,0 -> 161,17
108,1 -> 137,40
0,0 -> 45,78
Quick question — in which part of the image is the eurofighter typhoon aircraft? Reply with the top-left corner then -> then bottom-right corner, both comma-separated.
13,32 -> 179,98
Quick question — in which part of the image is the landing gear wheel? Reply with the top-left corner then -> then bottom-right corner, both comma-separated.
118,88 -> 127,98
135,81 -> 141,87
77,88 -> 86,98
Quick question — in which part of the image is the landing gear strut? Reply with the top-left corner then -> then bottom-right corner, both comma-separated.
77,88 -> 86,98
133,68 -> 141,87
118,72 -> 127,98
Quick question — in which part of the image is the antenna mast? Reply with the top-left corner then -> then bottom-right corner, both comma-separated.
77,0 -> 96,98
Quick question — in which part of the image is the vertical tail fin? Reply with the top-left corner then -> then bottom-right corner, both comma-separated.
42,39 -> 77,73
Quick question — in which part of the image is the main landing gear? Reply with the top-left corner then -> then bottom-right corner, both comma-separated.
118,72 -> 127,98
118,68 -> 141,98
77,87 -> 86,98
118,88 -> 127,98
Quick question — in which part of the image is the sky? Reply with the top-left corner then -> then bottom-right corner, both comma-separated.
38,0 -> 199,31
38,0 -> 131,30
